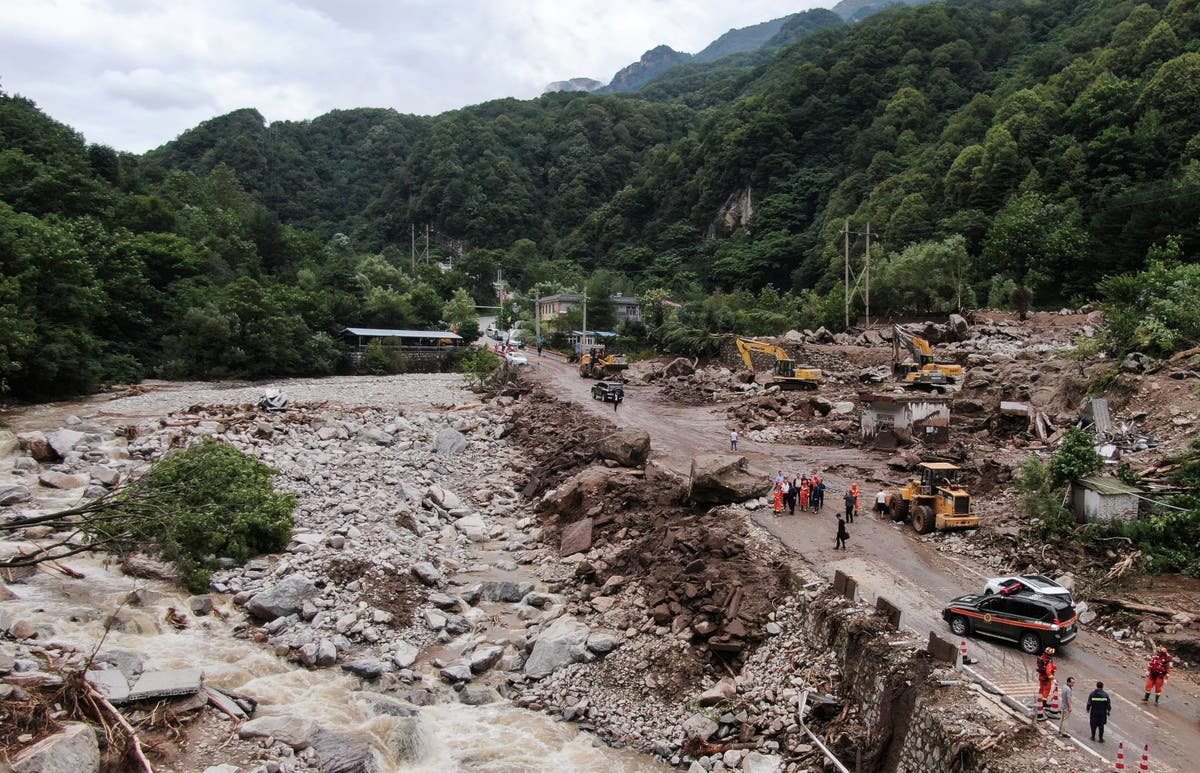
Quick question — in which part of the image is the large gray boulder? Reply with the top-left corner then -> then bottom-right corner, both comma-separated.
38,471 -> 89,490
596,428 -> 651,467
12,722 -> 99,773
686,455 -> 772,505
238,714 -> 318,750
46,429 -> 86,459
664,357 -> 695,377
524,616 -> 591,679
0,484 -> 31,506
310,727 -> 382,773
434,428 -> 468,456
245,575 -> 318,621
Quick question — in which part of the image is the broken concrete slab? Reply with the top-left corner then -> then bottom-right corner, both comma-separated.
239,713 -> 318,750
120,668 -> 203,703
84,669 -> 130,702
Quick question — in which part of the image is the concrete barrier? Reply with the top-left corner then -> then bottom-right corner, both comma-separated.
875,596 -> 902,630
833,570 -> 848,595
927,632 -> 958,664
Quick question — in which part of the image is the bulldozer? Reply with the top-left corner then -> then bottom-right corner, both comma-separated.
885,462 -> 979,534
735,338 -> 823,390
578,345 -> 629,379
892,325 -> 964,392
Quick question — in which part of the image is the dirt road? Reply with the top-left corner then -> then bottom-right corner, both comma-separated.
527,353 -> 1200,772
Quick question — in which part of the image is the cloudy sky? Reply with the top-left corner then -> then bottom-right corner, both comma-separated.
1,0 -> 831,153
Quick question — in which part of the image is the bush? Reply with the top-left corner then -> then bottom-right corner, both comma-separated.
1049,428 -> 1103,487
1014,455 -> 1076,539
457,347 -> 503,389
105,438 -> 295,592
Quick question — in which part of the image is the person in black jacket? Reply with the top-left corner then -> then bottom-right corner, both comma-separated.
1086,681 -> 1112,742
835,516 -> 849,550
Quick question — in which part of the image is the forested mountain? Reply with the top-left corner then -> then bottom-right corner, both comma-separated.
4,0 -> 1200,401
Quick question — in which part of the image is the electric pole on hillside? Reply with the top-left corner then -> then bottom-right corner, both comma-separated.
843,220 -> 873,329
581,289 -> 588,356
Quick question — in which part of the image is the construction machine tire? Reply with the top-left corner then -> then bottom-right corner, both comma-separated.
912,505 -> 936,534
888,498 -> 909,522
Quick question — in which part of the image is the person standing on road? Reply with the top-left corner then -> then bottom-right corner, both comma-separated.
843,490 -> 856,522
874,490 -> 888,519
613,391 -> 622,413
835,515 -> 849,549
850,483 -> 861,518
1058,676 -> 1075,738
1143,645 -> 1172,703
812,476 -> 825,511
790,476 -> 801,515
730,429 -> 738,452
1086,681 -> 1111,742
773,481 -> 784,514
781,477 -> 793,514
1036,647 -> 1057,720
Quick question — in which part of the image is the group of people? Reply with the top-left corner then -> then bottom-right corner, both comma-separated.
1035,645 -> 1173,743
771,471 -> 828,515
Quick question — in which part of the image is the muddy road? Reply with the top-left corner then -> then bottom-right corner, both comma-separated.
526,353 -> 1200,772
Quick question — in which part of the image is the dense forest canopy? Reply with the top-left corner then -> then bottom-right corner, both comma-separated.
3,0 -> 1200,400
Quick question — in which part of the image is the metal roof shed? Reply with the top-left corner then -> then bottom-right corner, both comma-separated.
340,328 -> 463,346
1070,475 -> 1141,523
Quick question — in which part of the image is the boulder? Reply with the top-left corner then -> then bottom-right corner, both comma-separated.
392,641 -> 419,669
12,722 -> 99,773
459,684 -> 496,705
358,427 -> 394,446
811,326 -> 835,344
686,455 -> 772,505
46,429 -> 86,459
342,660 -> 386,680
238,714 -> 318,750
16,432 -> 54,462
310,728 -> 380,773
681,713 -> 719,741
664,357 -> 695,377
585,632 -> 620,654
697,676 -> 737,706
410,562 -> 443,587
38,471 -> 90,490
245,575 -> 319,621
469,645 -> 504,674
478,581 -> 533,603
434,428 -> 468,456
1120,352 -> 1151,373
559,518 -> 593,557
523,616 -> 591,679
741,752 -> 783,773
948,313 -> 969,339
596,428 -> 651,467
440,661 -> 473,683
0,484 -> 31,506
452,514 -> 488,542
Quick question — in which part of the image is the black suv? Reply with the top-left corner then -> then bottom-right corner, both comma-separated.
942,591 -> 1078,654
591,380 -> 624,402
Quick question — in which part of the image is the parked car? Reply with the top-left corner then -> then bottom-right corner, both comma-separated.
505,350 -> 528,367
485,325 -> 504,340
591,380 -> 624,402
984,574 -> 1072,603
943,592 -> 1079,654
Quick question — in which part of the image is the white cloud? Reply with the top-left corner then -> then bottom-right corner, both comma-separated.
0,0 -> 826,152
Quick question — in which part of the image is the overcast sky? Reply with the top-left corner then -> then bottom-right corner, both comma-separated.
1,0 -> 831,153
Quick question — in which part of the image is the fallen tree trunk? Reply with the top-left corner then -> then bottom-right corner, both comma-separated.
1089,597 -> 1182,618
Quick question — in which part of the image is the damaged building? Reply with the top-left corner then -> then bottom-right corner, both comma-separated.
859,393 -> 952,449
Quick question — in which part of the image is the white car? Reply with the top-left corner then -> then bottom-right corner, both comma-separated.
505,350 -> 528,367
983,574 -> 1072,602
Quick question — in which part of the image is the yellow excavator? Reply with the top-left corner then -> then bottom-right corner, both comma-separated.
578,345 -> 629,379
885,462 -> 979,534
892,325 -> 965,392
735,338 -> 823,390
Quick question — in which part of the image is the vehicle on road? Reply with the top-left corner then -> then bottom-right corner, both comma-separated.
591,380 -> 624,402
485,325 -> 504,340
735,337 -> 823,390
943,592 -> 1079,654
885,462 -> 979,533
984,574 -> 1072,603
505,350 -> 528,367
578,346 -> 629,379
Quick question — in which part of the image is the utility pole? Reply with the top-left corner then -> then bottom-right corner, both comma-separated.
581,289 -> 588,354
411,224 -> 416,274
843,220 -> 851,330
534,292 -> 541,353
864,222 -> 872,329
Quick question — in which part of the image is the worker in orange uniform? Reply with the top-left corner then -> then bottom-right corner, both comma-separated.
1036,647 -> 1057,720
849,483 -> 861,518
773,481 -> 784,513
1143,645 -> 1172,704
799,478 -> 811,512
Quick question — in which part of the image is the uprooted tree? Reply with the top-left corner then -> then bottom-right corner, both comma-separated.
0,438 -> 295,592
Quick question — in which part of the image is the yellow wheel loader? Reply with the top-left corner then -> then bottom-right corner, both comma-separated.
885,462 -> 979,534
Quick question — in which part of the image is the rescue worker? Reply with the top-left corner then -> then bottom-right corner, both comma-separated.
1143,645 -> 1172,704
1086,681 -> 1111,742
1036,647 -> 1057,720
850,483 -> 861,519
799,478 -> 811,512
773,481 -> 784,513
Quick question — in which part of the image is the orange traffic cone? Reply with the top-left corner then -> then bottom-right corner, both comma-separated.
1046,682 -> 1061,719
1138,744 -> 1149,772
1115,742 -> 1125,770
959,638 -> 976,665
